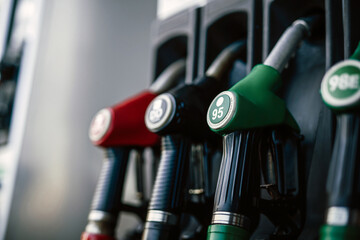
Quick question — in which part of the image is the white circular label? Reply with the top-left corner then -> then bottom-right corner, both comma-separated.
89,108 -> 112,142
145,93 -> 175,132
207,91 -> 236,130
148,99 -> 165,122
321,59 -> 360,108
216,97 -> 224,107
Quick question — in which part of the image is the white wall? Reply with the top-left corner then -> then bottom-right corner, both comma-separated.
5,0 -> 157,239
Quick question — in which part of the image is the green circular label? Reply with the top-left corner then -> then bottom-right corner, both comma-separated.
208,94 -> 230,124
321,60 -> 360,109
327,66 -> 360,99
207,91 -> 236,130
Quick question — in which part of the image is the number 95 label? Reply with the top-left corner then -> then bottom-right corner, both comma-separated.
207,91 -> 236,130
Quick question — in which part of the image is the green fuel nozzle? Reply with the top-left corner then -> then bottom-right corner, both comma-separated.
319,42 -> 360,240
207,64 -> 299,134
207,14 -> 323,240
206,19 -> 316,135
320,42 -> 360,112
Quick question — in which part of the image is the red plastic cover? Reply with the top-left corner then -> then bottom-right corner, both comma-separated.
89,91 -> 159,147
81,232 -> 116,240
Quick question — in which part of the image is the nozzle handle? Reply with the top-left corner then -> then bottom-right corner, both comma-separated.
148,135 -> 190,211
320,136 -> 360,235
320,42 -> 360,239
326,114 -> 360,208
82,147 -> 130,238
210,131 -> 258,233
91,147 -> 130,213
142,135 -> 190,240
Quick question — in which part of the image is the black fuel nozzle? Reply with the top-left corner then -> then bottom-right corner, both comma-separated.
142,40 -> 246,240
145,40 -> 246,141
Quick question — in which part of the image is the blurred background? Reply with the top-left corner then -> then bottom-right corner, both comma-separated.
1,0 -> 158,239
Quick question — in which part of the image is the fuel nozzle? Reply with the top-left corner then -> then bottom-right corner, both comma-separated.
81,59 -> 185,240
141,41 -> 246,240
145,40 -> 246,139
207,14 -> 323,240
319,42 -> 360,240
320,42 -> 360,112
207,15 -> 323,135
89,59 -> 186,148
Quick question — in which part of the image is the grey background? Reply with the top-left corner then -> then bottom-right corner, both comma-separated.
5,0 -> 157,239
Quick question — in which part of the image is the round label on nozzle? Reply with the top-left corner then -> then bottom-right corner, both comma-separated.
207,91 -> 236,130
145,93 -> 175,132
89,108 -> 112,142
321,60 -> 360,108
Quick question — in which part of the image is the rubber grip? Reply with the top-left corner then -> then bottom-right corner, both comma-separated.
213,131 -> 257,212
81,232 -> 116,240
91,147 -> 130,214
142,221 -> 178,240
213,131 -> 258,222
326,114 -> 360,207
148,135 -> 190,211
92,91 -> 159,147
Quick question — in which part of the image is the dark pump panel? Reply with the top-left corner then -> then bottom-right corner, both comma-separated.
0,0 -> 26,146
0,63 -> 19,145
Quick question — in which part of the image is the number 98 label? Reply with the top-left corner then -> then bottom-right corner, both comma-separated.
321,59 -> 360,109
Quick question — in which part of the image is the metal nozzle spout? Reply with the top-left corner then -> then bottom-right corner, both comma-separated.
264,14 -> 324,72
206,40 -> 246,80
149,59 -> 186,94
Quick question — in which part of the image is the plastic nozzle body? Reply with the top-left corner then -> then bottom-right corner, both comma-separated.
142,41 -> 246,240
206,16 -> 323,134
320,42 -> 360,111
319,42 -> 360,239
207,64 -> 299,135
89,91 -> 159,147
81,232 -> 116,240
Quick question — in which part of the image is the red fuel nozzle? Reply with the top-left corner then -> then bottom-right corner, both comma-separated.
81,232 -> 116,240
89,91 -> 159,147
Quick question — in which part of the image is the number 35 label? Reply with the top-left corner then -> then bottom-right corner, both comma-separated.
207,91 -> 235,130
